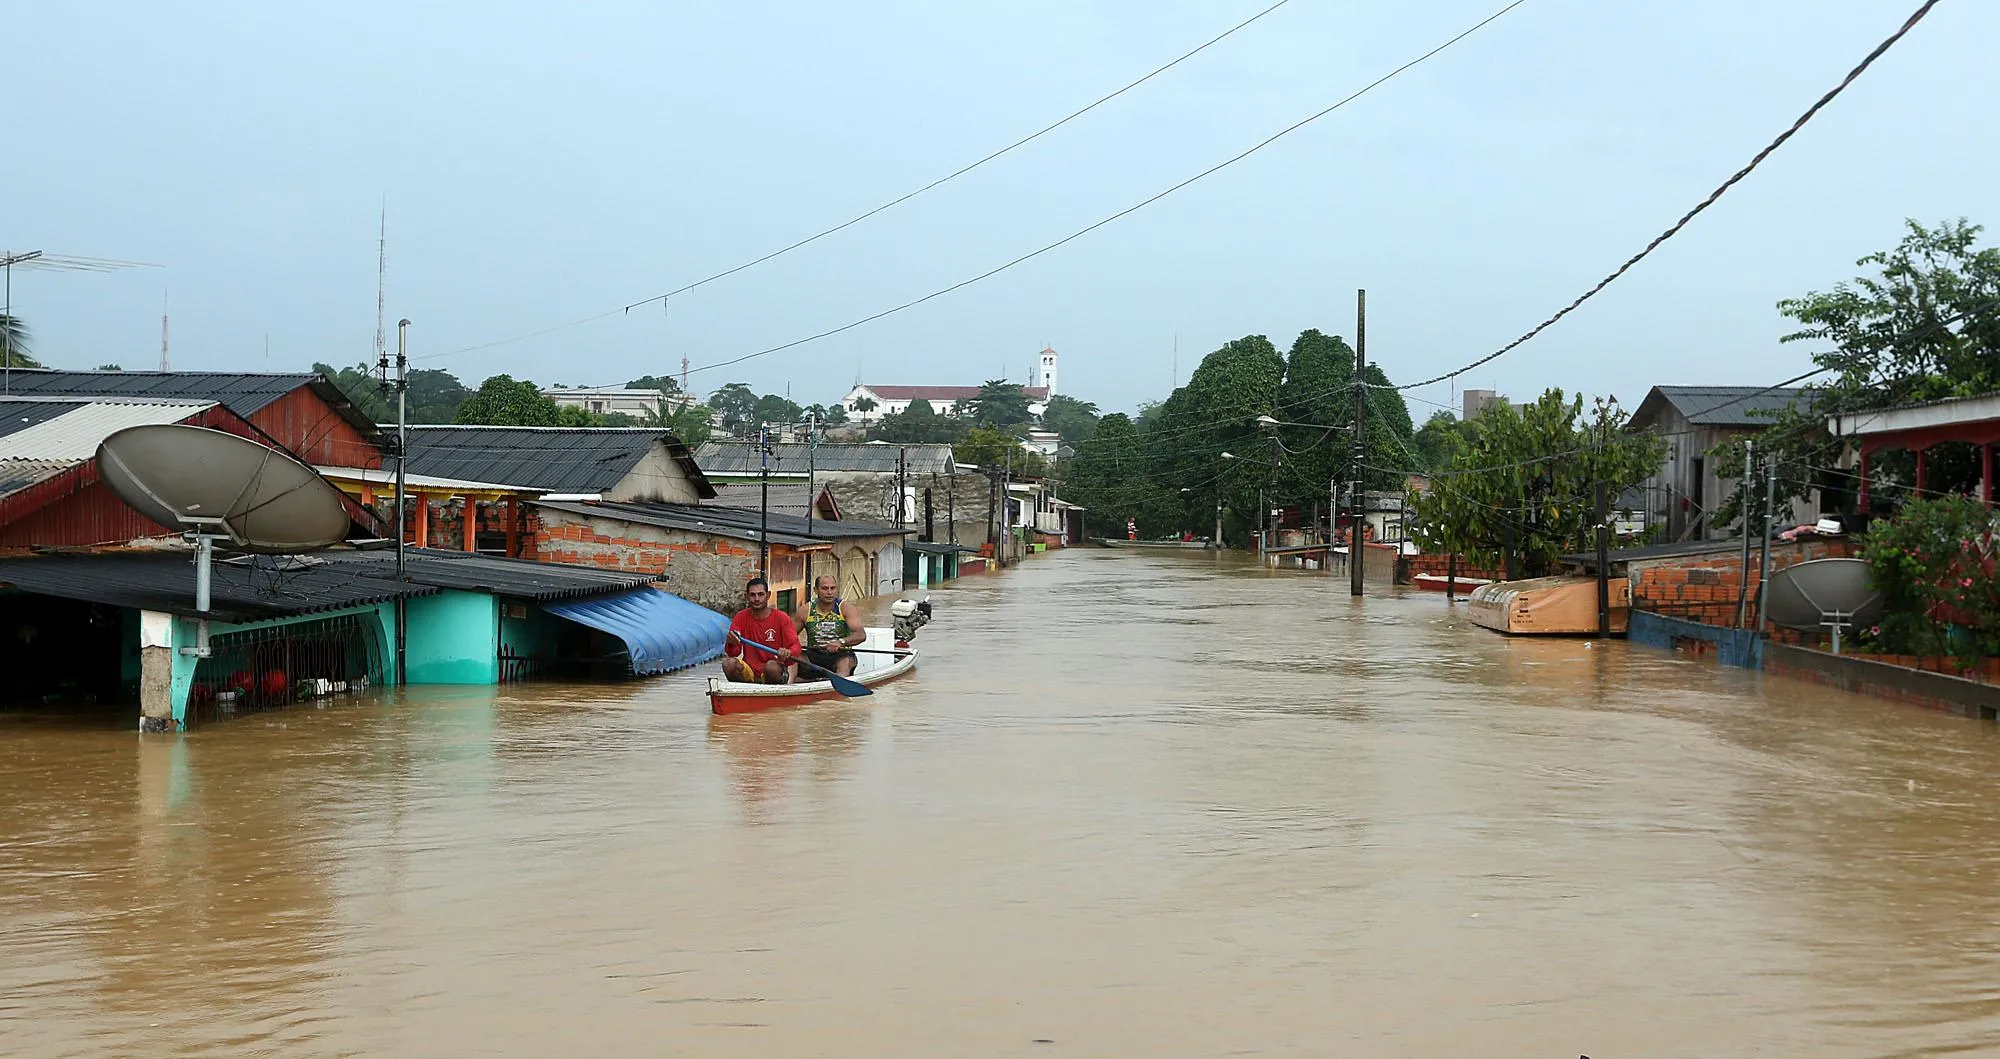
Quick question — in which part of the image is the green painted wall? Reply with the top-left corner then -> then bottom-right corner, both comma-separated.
170,602 -> 396,727
403,591 -> 500,685
498,597 -> 562,664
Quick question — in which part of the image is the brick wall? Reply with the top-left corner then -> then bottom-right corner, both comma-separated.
534,508 -> 763,614
1402,553 -> 1504,582
1630,537 -> 1859,631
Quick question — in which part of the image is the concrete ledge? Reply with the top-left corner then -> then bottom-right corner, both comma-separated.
1629,611 -> 1762,669
1764,643 -> 2000,720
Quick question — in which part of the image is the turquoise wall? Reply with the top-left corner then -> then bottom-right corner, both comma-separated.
498,597 -> 562,664
403,591 -> 500,685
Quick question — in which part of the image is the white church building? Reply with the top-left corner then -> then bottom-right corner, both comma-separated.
841,347 -> 1059,424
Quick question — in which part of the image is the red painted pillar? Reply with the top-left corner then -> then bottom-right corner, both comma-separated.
463,499 -> 478,553
414,492 -> 430,548
505,497 -> 520,556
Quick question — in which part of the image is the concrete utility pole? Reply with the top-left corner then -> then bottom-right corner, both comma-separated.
1595,479 -> 1611,638
1350,288 -> 1367,598
1736,438 -> 1755,628
1756,454 -> 1778,637
758,426 -> 771,580
380,318 -> 410,686
804,412 -> 818,588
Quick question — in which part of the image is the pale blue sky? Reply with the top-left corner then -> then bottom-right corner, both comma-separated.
6,1 -> 1995,418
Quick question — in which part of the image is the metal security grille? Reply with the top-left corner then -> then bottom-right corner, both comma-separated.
188,614 -> 384,724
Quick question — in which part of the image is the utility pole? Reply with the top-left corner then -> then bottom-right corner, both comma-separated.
1736,438 -> 1755,628
758,426 -> 771,580
1755,454 -> 1777,636
1001,445 -> 1013,565
1595,479 -> 1611,638
804,411 -> 818,589
1350,288 -> 1367,598
897,446 -> 908,527
379,318 -> 410,686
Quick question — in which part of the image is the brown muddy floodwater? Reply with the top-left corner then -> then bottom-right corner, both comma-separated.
7,550 -> 2000,1057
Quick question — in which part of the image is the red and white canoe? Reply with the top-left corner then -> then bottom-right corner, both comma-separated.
1411,572 -> 1494,593
707,627 -> 918,714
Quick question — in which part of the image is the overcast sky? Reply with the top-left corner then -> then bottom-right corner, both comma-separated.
6,0 -> 1995,418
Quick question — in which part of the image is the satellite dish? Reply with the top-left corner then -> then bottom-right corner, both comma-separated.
95,424 -> 352,553
1763,558 -> 1884,651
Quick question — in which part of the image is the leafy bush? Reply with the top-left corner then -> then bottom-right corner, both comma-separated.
1856,494 -> 2000,660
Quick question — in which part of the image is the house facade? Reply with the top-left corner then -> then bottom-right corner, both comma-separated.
1627,385 -> 1818,541
544,385 -> 698,420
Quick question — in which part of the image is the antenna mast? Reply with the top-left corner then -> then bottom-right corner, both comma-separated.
375,201 -> 388,363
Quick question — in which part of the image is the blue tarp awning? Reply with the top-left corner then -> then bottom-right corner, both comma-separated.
543,587 -> 730,677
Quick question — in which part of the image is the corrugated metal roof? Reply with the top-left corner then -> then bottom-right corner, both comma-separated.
405,426 -> 712,497
708,482 -> 825,518
697,441 -> 954,476
0,370 -> 375,434
534,499 -> 908,548
317,548 -> 661,600
0,551 -> 437,622
0,459 -> 76,499
1630,386 -> 1813,429
0,398 -> 215,461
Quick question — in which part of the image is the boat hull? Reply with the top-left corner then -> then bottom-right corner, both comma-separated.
707,627 -> 918,714
1467,576 -> 1630,635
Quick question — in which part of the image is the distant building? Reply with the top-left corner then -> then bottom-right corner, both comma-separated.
1626,385 -> 1817,541
544,385 -> 697,420
1462,389 -> 1503,420
841,346 -> 1060,423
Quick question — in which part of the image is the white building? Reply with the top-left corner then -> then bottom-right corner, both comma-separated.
841,346 -> 1060,423
544,385 -> 698,419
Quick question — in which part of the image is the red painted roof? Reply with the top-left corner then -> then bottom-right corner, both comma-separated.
861,385 -> 1050,401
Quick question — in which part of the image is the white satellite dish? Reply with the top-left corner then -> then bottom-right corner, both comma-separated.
95,424 -> 355,658
96,424 -> 351,553
1763,557 -> 1884,654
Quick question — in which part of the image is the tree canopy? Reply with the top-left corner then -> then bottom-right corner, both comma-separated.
1041,394 -> 1099,444
1,314 -> 39,368
625,374 -> 684,394
455,375 -> 564,426
957,380 -> 1033,427
1408,390 -> 1662,576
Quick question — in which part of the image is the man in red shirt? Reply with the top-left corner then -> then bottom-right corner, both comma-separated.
721,577 -> 800,684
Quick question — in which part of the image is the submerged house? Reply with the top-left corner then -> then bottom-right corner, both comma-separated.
1627,386 -> 1819,541
0,547 -> 728,729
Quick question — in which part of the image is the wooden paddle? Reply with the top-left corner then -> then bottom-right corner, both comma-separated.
737,637 -> 872,697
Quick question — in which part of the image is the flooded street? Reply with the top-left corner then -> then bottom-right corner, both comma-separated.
8,550 -> 2000,1057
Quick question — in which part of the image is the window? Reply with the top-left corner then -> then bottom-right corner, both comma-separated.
590,401 -> 604,413
777,588 -> 797,613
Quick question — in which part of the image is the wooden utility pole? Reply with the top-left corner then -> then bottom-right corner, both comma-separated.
1736,438 -> 1754,628
1350,288 -> 1367,598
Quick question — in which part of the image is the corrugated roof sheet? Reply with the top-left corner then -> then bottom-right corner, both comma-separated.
1631,386 -> 1814,429
709,482 -> 826,518
0,459 -> 73,498
0,370 -> 375,433
0,398 -> 214,461
316,548 -> 661,600
534,499 -> 908,548
698,441 -> 954,476
0,551 -> 437,622
405,426 -> 712,497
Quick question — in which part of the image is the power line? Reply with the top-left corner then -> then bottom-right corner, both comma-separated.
1388,0 -> 1944,393
622,0 -> 1296,315
421,1 -> 1295,361
671,0 -> 1530,379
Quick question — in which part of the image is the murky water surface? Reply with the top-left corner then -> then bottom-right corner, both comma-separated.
7,551 -> 2000,1057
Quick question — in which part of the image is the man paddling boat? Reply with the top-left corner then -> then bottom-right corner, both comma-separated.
797,573 -> 864,678
721,577 -> 799,684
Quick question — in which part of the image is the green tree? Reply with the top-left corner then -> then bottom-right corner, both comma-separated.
1412,410 -> 1473,471
555,404 -> 594,427
872,398 -> 970,444
626,374 -> 684,394
1040,394 -> 1099,444
1709,218 -> 2000,525
753,393 -> 803,428
406,368 -> 470,423
1409,390 -> 1663,577
954,426 -> 1046,477
96,363 -> 123,371
0,314 -> 34,367
456,374 -> 563,426
958,380 -> 1032,427
659,402 -> 714,447
706,382 -> 760,434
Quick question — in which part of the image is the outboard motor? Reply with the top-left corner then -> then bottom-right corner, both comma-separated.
891,597 -> 933,647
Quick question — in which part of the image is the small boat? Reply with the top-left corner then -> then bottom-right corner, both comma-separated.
1094,537 -> 1212,550
1411,572 -> 1494,593
1467,576 -> 1630,635
707,626 -> 918,714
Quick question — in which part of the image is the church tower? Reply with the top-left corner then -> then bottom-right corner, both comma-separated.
1037,346 -> 1059,396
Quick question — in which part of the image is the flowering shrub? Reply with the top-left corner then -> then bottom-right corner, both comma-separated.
1856,495 -> 2000,661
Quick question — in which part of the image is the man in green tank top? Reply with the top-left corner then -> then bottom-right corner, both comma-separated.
797,573 -> 864,677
